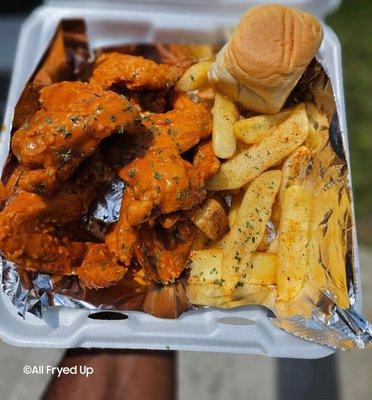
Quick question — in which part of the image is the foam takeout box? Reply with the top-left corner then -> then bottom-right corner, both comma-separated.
0,0 -> 361,358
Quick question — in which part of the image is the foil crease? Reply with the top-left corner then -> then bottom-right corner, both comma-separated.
1,19 -> 371,351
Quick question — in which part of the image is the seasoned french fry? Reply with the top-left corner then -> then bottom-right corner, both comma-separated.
242,252 -> 277,286
175,60 -> 213,91
188,248 -> 222,285
222,170 -> 281,292
207,103 -> 309,190
188,248 -> 277,287
277,185 -> 312,302
228,192 -> 243,229
212,93 -> 239,159
268,236 -> 279,253
278,146 -> 311,204
192,198 -> 229,240
272,146 -> 310,241
234,108 -> 292,145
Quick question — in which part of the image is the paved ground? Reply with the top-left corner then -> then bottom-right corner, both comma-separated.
1,247 -> 371,400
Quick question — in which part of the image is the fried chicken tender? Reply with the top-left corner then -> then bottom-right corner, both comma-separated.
0,156 -> 121,283
11,81 -> 139,194
90,52 -> 182,90
107,147 -> 206,265
0,190 -> 85,274
142,93 -> 212,153
135,221 -> 195,283
193,140 -> 221,181
77,244 -> 127,289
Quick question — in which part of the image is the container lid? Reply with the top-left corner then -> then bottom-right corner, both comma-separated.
44,0 -> 341,19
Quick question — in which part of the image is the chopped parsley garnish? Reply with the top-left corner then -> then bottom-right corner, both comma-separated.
45,117 -> 53,124
150,125 -> 161,134
153,171 -> 162,180
245,221 -> 254,229
57,147 -> 74,165
58,125 -> 72,138
128,169 -> 136,178
110,115 -> 117,122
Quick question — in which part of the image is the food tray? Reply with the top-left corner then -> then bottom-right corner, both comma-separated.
0,0 -> 360,357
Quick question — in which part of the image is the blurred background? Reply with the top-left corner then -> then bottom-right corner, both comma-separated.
0,0 -> 371,399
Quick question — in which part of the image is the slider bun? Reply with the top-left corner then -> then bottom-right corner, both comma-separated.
209,4 -> 323,114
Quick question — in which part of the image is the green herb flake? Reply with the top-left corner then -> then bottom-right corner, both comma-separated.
214,278 -> 225,287
57,147 -> 74,165
245,221 -> 253,229
234,251 -> 241,264
45,117 -> 53,124
128,169 -> 136,178
150,125 -> 161,134
153,171 -> 162,180
110,115 -> 117,122
58,125 -> 72,138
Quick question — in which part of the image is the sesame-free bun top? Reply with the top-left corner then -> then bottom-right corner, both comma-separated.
209,4 -> 323,114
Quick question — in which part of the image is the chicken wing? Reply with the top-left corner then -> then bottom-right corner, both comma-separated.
90,52 -> 182,91
11,81 -> 139,194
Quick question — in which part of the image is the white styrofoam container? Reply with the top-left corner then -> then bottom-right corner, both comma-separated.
0,0 -> 360,358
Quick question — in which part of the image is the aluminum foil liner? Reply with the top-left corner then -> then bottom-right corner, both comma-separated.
1,20 -> 371,350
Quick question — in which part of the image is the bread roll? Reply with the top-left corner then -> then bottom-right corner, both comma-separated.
209,5 -> 323,114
